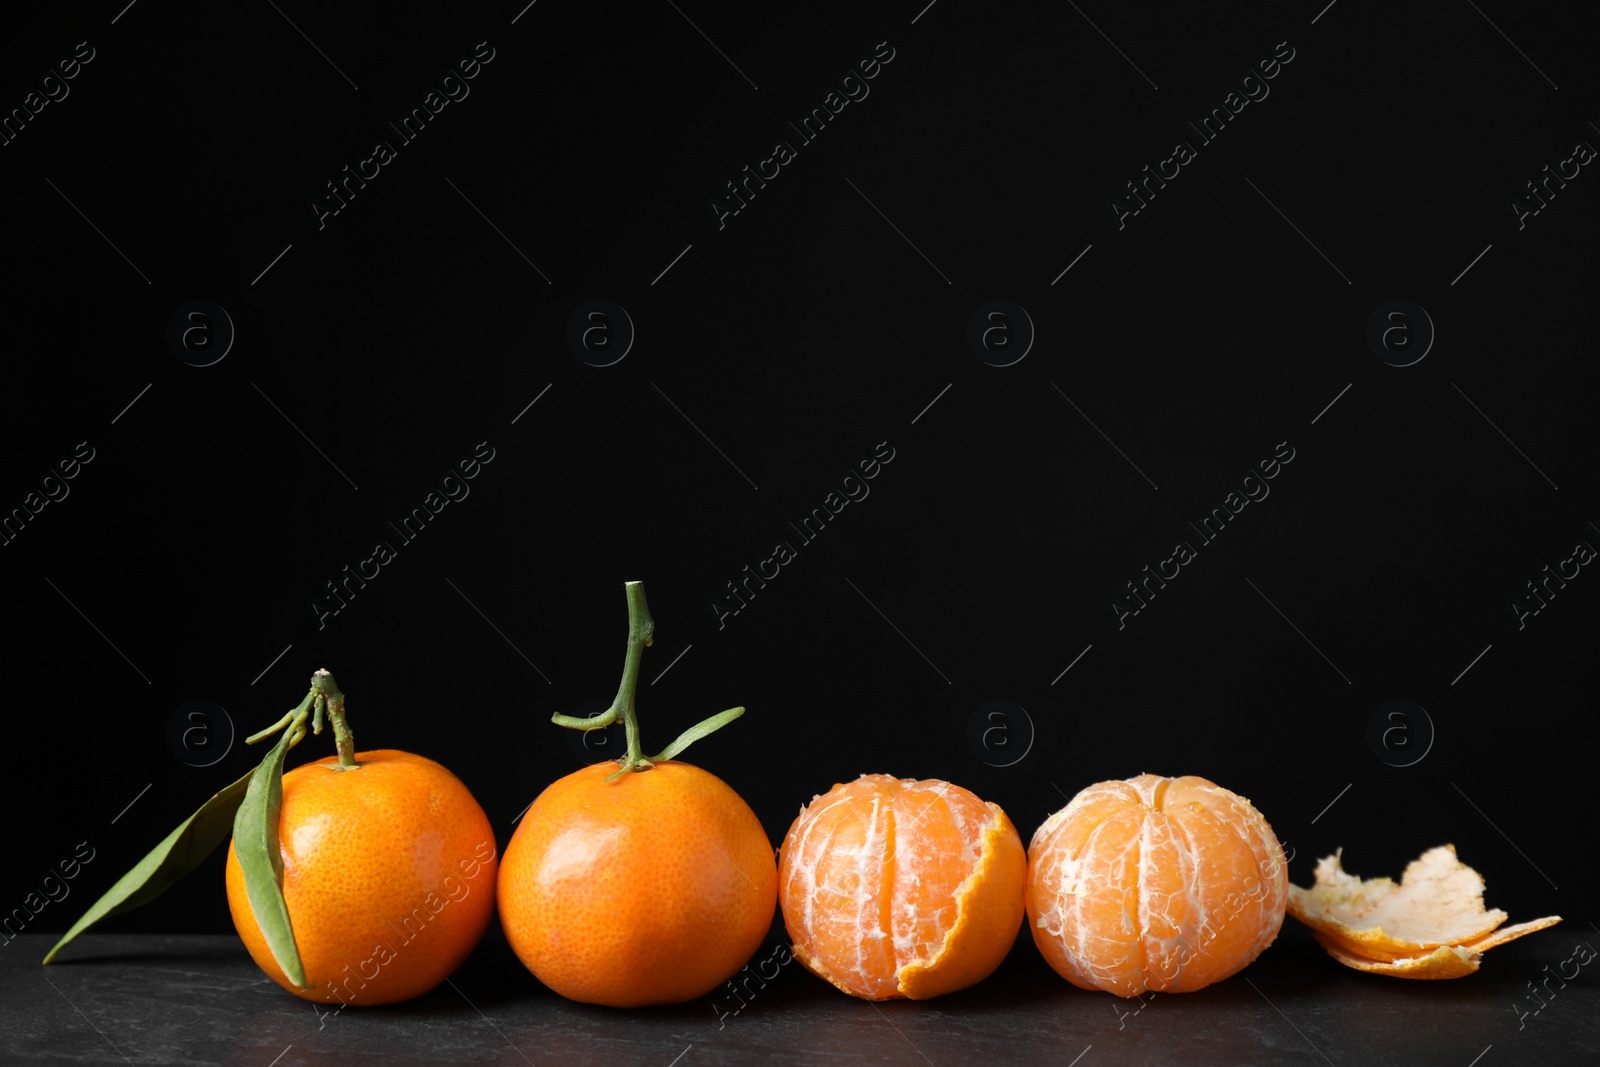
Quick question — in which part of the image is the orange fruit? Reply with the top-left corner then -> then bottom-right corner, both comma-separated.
497,760 -> 778,1007
1027,773 -> 1286,996
777,773 -> 1028,1000
224,749 -> 499,1006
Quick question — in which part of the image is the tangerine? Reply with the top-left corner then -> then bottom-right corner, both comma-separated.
225,748 -> 499,1006
1027,773 -> 1286,996
497,581 -> 778,1007
498,760 -> 777,1007
777,774 -> 1028,1000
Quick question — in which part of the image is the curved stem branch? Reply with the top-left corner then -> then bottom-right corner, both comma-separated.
551,704 -> 619,730
246,696 -> 312,746
550,580 -> 742,779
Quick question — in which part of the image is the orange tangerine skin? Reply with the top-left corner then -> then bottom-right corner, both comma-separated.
224,750 -> 499,1006
778,774 -> 1028,1001
1026,774 -> 1287,996
497,760 -> 778,1008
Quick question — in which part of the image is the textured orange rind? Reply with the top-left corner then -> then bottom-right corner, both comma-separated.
1287,845 -> 1561,978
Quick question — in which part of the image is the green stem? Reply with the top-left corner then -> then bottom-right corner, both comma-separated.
311,669 -> 356,769
245,703 -> 307,746
613,581 -> 654,767
550,580 -> 744,779
247,670 -> 354,768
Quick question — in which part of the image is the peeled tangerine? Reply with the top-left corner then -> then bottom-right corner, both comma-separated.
1028,774 -> 1287,996
1287,844 -> 1561,978
777,774 -> 1027,1000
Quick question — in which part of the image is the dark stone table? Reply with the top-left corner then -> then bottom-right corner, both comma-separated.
6,921 -> 1596,1066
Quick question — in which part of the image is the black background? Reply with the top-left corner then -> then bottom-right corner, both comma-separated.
2,0 -> 1594,1022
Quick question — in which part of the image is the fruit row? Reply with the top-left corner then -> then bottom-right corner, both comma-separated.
42,581 -> 1558,1009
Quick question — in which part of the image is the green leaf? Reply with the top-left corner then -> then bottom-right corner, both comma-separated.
649,706 -> 745,763
232,725 -> 305,987
42,767 -> 255,964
